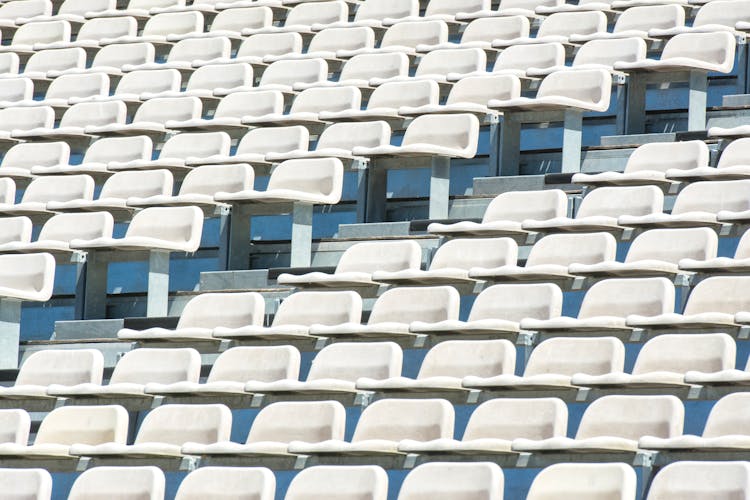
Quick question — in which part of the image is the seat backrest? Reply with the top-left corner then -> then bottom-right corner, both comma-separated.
0,77 -> 33,103
59,0 -> 114,16
209,6 -> 272,32
215,90 -> 283,119
238,32 -> 303,59
45,73 -> 108,101
524,337 -> 625,376
368,286 -> 460,324
179,163 -> 254,197
672,179 -> 750,215
633,333 -> 735,375
464,15 -> 529,43
68,466 -> 164,500
235,125 -> 308,155
625,140 -> 709,174
0,0 -> 51,20
92,42 -> 154,68
576,395 -> 684,440
334,239 -> 421,274
577,185 -> 663,218
381,20 -> 449,49
0,253 -> 56,302
38,212 -> 114,243
693,0 -> 750,27
12,20 -> 70,45
402,113 -> 479,158
415,48 -> 486,77
127,0 -> 183,9
78,16 -> 138,42
246,400 -> 346,443
133,96 -> 201,124
317,120 -> 390,151
0,106 -> 54,132
468,283 -> 563,323
2,141 -> 69,171
527,463 -> 637,500
447,74 -> 521,105
25,47 -> 85,73
352,399 -> 454,442
290,86 -> 361,114
0,53 -> 19,75
273,290 -> 362,326
574,37 -> 647,67
100,169 -> 173,199
397,462 -> 503,500
166,36 -> 230,63
207,345 -> 301,384
0,217 -> 32,245
482,189 -> 568,223
0,409 -> 30,445
661,31 -> 736,73
683,276 -> 750,315
36,405 -> 128,445
425,0 -> 489,16
110,347 -> 201,385
185,63 -> 252,93
0,468 -> 51,500
135,404 -> 231,445
175,467 -> 275,500
16,348 -> 103,386
124,206 -> 203,252
142,10 -> 202,37
284,0 -> 347,26
60,100 -> 126,128
578,277 -> 674,319
340,52 -> 409,82
354,0 -> 417,22
717,137 -> 750,169
176,291 -> 264,329
285,466 -> 388,500
309,26 -> 374,53
646,461 -> 750,500
429,237 -> 518,270
259,58 -> 327,87
115,68 -> 181,95
526,232 -> 616,266
417,339 -> 515,379
537,10 -> 607,37
463,398 -> 567,441
536,68 -> 612,110
266,157 -> 343,203
307,341 -> 402,381
735,229 -> 750,260
160,131 -> 230,160
702,393 -> 750,438
493,42 -> 565,72
84,135 -> 153,164
614,4 -> 684,32
367,79 -> 439,109
625,227 -> 717,264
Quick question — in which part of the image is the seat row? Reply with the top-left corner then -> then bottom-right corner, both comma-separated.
4,460 -> 738,500
0,392 -> 749,461
6,331 -> 750,405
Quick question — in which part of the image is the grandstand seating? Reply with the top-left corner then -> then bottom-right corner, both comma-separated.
0,0 -> 749,497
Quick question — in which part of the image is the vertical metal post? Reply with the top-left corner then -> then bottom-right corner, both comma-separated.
227,203 -> 252,271
487,114 -> 500,176
290,202 -> 313,267
73,254 -> 86,320
365,159 -> 388,222
83,251 -> 108,320
216,205 -> 231,271
355,160 -> 368,223
0,298 -> 21,369
146,250 -> 170,317
561,109 -> 584,173
625,72 -> 647,135
498,113 -> 521,176
429,156 -> 451,219
687,70 -> 708,131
